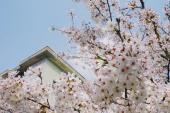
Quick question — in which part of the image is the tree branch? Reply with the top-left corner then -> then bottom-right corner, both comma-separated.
106,0 -> 113,21
115,18 -> 124,42
69,11 -> 75,28
159,26 -> 170,36
38,72 -> 43,85
152,22 -> 160,40
91,1 -> 107,21
86,40 -> 107,50
27,98 -> 54,111
139,0 -> 145,9
167,60 -> 170,82
112,100 -> 131,107
125,88 -> 128,99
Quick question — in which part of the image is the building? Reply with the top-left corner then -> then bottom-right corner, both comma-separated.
0,46 -> 85,83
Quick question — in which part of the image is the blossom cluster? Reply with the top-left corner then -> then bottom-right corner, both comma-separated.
0,0 -> 170,113
62,0 -> 170,112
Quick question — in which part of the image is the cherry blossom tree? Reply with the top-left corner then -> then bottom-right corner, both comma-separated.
0,0 -> 170,113
0,67 -> 53,113
54,0 -> 170,112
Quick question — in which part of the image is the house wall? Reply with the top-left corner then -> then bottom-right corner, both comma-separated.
29,58 -> 64,107
41,59 -> 63,84
29,58 -> 63,84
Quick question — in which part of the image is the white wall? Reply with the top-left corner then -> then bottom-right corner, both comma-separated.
42,59 -> 63,84
30,58 -> 63,84
29,58 -> 64,107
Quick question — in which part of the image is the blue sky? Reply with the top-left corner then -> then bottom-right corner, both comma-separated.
0,0 -> 167,75
0,0 -> 90,72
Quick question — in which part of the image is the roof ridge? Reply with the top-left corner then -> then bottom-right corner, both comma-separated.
0,46 -> 85,80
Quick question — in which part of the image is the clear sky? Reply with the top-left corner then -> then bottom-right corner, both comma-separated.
0,0 -> 166,79
0,0 -> 90,72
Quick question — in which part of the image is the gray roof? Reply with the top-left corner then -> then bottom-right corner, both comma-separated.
0,46 -> 85,80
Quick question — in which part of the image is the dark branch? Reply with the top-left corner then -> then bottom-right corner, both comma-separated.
152,21 -> 160,40
38,72 -> 43,85
115,18 -> 124,42
27,98 -> 54,111
152,22 -> 170,66
162,94 -> 167,102
160,26 -> 170,36
165,2 -> 170,21
74,107 -> 81,113
112,100 -> 131,107
106,0 -> 113,21
69,11 -> 75,28
47,99 -> 51,109
91,1 -> 107,21
152,21 -> 166,52
86,40 -> 107,50
167,60 -> 170,82
125,88 -> 128,99
139,0 -> 145,9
